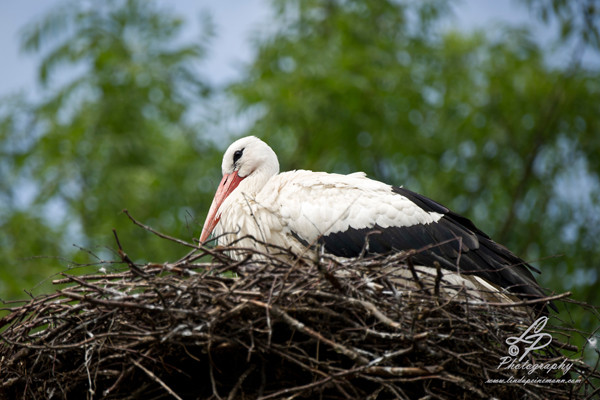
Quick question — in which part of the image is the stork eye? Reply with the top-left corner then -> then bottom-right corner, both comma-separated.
233,148 -> 244,163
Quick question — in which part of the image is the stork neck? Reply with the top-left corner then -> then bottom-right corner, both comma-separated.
238,165 -> 277,195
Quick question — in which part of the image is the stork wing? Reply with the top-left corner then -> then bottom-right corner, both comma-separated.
271,172 -> 549,307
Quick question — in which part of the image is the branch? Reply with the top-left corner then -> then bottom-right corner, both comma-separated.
112,229 -> 148,277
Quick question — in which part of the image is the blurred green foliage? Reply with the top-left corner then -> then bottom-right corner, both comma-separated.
0,0 -> 598,338
0,0 -> 221,298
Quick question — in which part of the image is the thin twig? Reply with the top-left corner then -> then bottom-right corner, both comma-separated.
248,299 -> 370,365
132,359 -> 183,400
112,229 -> 147,277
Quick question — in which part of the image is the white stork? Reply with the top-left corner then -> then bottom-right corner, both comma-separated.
200,136 -> 550,309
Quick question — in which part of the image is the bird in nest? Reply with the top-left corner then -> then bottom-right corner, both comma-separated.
200,136 -> 553,313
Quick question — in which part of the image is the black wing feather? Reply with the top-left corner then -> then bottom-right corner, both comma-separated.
316,186 -> 551,310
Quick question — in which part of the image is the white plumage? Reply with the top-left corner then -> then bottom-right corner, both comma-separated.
215,169 -> 443,253
200,136 -> 551,310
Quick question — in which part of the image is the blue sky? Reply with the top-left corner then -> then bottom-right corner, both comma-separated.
1,0 -> 548,98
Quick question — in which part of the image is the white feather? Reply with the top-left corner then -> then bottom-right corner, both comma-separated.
214,169 -> 443,256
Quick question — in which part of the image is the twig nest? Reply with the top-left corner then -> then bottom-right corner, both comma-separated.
0,242 -> 597,400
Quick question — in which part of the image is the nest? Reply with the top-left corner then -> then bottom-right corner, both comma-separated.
1,218 -> 599,400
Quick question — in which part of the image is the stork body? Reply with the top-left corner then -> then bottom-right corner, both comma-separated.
201,136 -> 549,306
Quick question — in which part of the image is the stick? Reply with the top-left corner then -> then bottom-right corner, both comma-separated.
123,209 -> 198,249
132,359 -> 183,400
248,299 -> 369,365
112,229 -> 147,277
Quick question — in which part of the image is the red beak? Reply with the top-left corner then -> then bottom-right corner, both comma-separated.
200,171 -> 244,244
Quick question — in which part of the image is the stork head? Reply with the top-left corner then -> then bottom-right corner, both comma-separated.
200,136 -> 280,244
